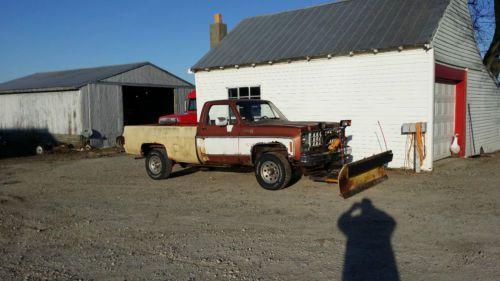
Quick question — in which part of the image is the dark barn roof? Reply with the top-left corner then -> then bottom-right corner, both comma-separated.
192,0 -> 450,71
0,62 -> 182,94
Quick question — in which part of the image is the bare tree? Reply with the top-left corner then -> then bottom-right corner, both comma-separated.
469,0 -> 500,78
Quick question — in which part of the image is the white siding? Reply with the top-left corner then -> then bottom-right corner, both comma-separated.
195,49 -> 435,170
0,90 -> 83,135
434,0 -> 500,155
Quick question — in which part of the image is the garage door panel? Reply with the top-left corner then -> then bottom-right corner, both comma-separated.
433,81 -> 456,161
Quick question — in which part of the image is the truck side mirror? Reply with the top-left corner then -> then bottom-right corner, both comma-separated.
215,117 -> 228,126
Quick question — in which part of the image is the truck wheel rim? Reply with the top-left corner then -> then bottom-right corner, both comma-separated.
149,155 -> 162,174
261,161 -> 279,184
35,145 -> 44,155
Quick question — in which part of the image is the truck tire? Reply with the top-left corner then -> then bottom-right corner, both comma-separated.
145,148 -> 172,180
255,152 -> 291,190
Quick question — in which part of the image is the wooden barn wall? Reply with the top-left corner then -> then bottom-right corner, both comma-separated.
0,90 -> 82,144
433,0 -> 500,155
81,84 -> 123,148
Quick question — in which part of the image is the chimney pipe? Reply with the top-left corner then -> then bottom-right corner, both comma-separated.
210,13 -> 227,49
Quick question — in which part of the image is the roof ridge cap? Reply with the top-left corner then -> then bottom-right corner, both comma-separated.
32,61 -> 150,75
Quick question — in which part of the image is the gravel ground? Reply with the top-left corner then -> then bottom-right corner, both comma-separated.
0,151 -> 499,280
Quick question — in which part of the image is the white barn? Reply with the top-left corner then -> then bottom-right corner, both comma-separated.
192,0 -> 500,171
0,62 -> 193,149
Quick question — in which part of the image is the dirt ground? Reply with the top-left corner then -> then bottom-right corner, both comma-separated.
0,150 -> 499,281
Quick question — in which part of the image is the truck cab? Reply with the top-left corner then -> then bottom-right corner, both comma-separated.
158,90 -> 197,125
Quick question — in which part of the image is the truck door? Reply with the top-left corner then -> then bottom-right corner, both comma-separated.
196,103 -> 241,164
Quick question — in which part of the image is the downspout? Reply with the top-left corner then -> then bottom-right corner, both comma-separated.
428,47 -> 436,171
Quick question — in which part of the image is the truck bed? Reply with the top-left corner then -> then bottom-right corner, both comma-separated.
123,125 -> 199,164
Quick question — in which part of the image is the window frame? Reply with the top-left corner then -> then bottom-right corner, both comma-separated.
227,86 -> 261,100
205,104 -> 238,125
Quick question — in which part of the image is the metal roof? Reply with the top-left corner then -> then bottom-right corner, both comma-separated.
0,62 -> 192,94
192,0 -> 451,71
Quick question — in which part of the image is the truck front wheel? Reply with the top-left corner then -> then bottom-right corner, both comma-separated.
145,148 -> 172,180
255,152 -> 291,190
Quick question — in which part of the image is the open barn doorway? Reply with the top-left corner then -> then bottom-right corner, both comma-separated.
122,86 -> 174,125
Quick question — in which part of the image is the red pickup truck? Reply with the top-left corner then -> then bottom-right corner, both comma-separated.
123,99 -> 392,198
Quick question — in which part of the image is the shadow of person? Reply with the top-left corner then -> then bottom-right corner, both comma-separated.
337,199 -> 400,281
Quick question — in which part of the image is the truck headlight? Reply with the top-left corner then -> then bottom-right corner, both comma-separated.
158,117 -> 178,125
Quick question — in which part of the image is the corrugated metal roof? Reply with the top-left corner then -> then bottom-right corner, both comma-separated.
0,62 -> 191,94
192,0 -> 451,71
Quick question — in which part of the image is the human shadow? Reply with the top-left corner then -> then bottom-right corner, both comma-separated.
337,199 -> 400,281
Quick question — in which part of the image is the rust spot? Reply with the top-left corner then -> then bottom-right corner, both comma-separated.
198,144 -> 209,162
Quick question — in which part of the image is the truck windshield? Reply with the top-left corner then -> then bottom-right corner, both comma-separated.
235,100 -> 288,123
187,99 -> 197,111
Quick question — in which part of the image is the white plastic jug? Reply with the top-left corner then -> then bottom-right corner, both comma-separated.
450,134 -> 460,155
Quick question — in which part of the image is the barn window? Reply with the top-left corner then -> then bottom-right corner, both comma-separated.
228,86 -> 261,100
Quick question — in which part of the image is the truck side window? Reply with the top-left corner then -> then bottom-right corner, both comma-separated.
207,105 -> 237,125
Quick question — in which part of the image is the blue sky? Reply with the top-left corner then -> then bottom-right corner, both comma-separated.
0,0 -> 495,84
0,0 -> 331,84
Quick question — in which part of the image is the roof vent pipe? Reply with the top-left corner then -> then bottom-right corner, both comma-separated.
210,13 -> 227,49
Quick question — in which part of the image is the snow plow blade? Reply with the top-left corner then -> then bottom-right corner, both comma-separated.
331,151 -> 393,199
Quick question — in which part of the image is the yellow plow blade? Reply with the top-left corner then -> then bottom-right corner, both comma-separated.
338,165 -> 388,199
334,151 -> 393,199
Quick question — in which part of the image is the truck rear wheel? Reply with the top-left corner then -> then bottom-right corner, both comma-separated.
145,148 -> 172,180
255,152 -> 291,190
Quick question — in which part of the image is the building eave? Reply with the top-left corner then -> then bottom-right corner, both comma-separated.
192,44 -> 430,73
0,86 -> 81,95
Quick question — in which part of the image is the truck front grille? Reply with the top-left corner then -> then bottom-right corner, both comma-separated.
311,131 -> 322,147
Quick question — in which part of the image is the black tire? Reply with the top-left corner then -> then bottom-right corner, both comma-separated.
145,148 -> 172,180
116,136 -> 125,148
255,152 -> 292,190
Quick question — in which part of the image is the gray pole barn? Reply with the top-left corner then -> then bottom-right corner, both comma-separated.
0,62 -> 194,148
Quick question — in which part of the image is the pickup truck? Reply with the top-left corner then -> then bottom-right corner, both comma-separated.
123,99 -> 393,198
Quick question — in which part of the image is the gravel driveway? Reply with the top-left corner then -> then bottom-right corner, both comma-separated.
0,151 -> 499,280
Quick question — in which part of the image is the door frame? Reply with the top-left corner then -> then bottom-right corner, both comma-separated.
435,63 -> 467,157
